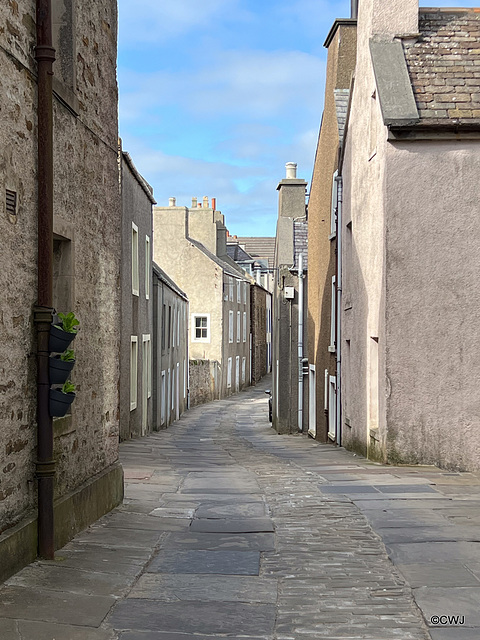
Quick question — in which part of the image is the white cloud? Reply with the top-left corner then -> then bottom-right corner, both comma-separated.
119,49 -> 325,122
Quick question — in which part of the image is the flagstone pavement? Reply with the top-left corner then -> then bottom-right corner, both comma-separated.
1,375 -> 480,639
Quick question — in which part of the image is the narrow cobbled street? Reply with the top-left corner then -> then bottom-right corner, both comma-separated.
3,377 -> 480,639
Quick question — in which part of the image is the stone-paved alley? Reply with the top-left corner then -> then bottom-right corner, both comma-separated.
2,377 -> 480,639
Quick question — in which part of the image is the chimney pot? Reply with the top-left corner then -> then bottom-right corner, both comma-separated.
211,197 -> 216,211
285,162 -> 297,179
169,197 -> 176,207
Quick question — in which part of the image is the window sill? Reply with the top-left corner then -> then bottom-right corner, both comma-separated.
328,232 -> 336,241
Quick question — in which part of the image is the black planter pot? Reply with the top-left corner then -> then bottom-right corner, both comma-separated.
49,355 -> 75,385
49,389 -> 75,418
49,325 -> 76,353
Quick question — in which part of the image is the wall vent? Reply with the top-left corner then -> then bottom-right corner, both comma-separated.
6,190 -> 17,217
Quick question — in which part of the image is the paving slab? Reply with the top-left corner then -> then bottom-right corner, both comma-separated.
161,531 -> 275,551
377,525 -> 480,544
190,517 -> 274,533
195,501 -> 267,518
386,541 -> 480,564
74,525 -> 164,548
6,562 -> 131,597
414,586 -> 480,627
119,634 -> 270,640
146,549 -> 260,575
50,543 -> 151,576
429,629 -> 480,640
0,585 -> 115,627
109,600 -> 276,636
129,574 -> 277,603
396,562 -> 480,588
17,620 -> 116,640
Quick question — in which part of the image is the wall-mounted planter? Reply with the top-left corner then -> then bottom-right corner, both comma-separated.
49,388 -> 76,418
49,325 -> 76,353
49,355 -> 75,385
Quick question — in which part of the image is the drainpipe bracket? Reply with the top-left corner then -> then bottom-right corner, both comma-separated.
33,305 -> 55,324
35,459 -> 56,478
35,45 -> 56,63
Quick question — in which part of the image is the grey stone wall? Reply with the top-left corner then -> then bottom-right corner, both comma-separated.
189,360 -> 218,407
0,0 -> 122,556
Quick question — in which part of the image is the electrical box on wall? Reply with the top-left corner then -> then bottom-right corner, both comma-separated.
284,287 -> 295,299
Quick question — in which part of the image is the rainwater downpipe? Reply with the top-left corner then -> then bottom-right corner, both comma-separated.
34,0 -> 56,560
335,175 -> 343,446
297,252 -> 304,433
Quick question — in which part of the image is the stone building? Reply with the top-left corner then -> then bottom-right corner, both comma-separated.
0,0 -> 123,580
152,263 -> 189,427
153,198 -> 251,401
339,0 -> 480,469
272,164 -> 309,434
120,150 -> 155,440
250,284 -> 272,384
307,18 -> 357,441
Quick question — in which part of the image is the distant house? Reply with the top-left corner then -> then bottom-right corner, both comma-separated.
338,0 -> 480,470
120,150 -> 155,440
230,236 -> 275,293
152,263 -> 188,428
307,18 -> 357,441
272,164 -> 309,434
153,198 -> 251,402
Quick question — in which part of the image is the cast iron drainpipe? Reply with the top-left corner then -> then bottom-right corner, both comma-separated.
34,0 -> 56,560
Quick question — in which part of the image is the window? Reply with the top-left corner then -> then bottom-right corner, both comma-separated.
243,281 -> 247,305
236,311 -> 241,343
145,236 -> 150,299
168,306 -> 172,348
227,357 -> 232,388
229,310 -> 234,343
173,308 -> 176,348
330,171 -> 338,239
132,223 -> 139,296
161,371 -> 166,424
237,280 -> 241,303
172,367 -> 175,410
242,357 -> 246,383
142,334 -> 151,398
328,376 -> 337,440
177,307 -> 180,346
161,303 -> 166,351
192,314 -> 210,342
329,276 -> 336,352
130,336 -> 138,410
243,311 -> 247,343
184,359 -> 187,398
229,277 -> 234,301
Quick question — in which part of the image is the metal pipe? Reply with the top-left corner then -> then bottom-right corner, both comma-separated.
297,253 -> 304,432
335,175 -> 343,446
351,0 -> 358,19
35,0 -> 56,560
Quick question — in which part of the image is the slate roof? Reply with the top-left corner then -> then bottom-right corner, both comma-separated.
403,9 -> 480,126
334,89 -> 350,143
226,243 -> 254,263
294,220 -> 308,271
188,237 -> 247,280
235,237 -> 276,269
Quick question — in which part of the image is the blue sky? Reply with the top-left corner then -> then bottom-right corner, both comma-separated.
118,0 -> 480,237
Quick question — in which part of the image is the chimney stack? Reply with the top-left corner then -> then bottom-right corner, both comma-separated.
192,197 -> 197,208
203,196 -> 209,208
169,197 -> 176,207
285,162 -> 297,179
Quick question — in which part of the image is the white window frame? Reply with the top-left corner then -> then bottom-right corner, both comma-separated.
177,307 -> 180,346
243,311 -> 247,343
171,366 -> 175,410
173,307 -> 176,348
227,357 -> 232,388
329,276 -> 336,352
237,279 -> 241,303
130,336 -> 138,410
228,310 -> 234,343
236,311 -> 241,343
243,281 -> 247,305
192,313 -> 210,343
161,370 -> 166,425
142,334 -> 152,398
229,276 -> 234,301
242,357 -> 246,383
328,375 -> 337,440
132,222 -> 139,296
145,236 -> 150,300
330,170 -> 338,240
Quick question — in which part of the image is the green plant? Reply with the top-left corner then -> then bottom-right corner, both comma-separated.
60,349 -> 75,362
62,380 -> 76,394
56,312 -> 79,334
